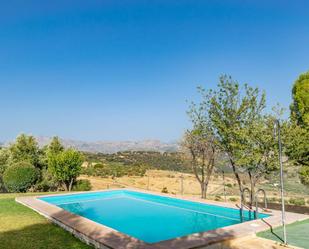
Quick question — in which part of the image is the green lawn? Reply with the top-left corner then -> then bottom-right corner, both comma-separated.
257,219 -> 309,249
0,192 -> 93,249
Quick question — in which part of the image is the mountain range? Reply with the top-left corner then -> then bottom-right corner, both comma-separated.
33,136 -> 179,154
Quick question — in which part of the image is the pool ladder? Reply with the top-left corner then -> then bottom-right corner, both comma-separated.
240,188 -> 267,222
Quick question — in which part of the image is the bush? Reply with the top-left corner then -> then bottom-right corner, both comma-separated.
72,179 -> 92,191
33,168 -> 58,192
269,197 -> 280,203
229,197 -> 238,202
3,162 -> 38,192
226,183 -> 232,188
215,195 -> 222,201
0,176 -> 7,192
288,197 -> 305,206
161,187 -> 168,193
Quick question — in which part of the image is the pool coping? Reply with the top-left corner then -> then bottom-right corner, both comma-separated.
15,188 -> 309,249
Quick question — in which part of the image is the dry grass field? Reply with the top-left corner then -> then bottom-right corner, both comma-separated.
80,169 -> 309,206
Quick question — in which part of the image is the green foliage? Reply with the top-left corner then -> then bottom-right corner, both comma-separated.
72,179 -> 92,191
288,197 -> 306,206
82,162 -> 147,177
286,72 -> 309,185
0,148 -> 10,174
209,75 -> 266,169
8,134 -> 42,168
0,148 -> 10,192
229,197 -> 238,202
299,166 -> 309,186
291,71 -> 309,126
3,162 -> 38,192
184,87 -> 218,199
84,151 -> 188,172
192,75 -> 267,198
48,148 -> 84,191
48,136 -> 64,155
33,168 -> 58,192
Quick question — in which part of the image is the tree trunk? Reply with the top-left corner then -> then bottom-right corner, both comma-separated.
230,158 -> 242,195
62,181 -> 68,191
201,182 -> 208,199
248,171 -> 255,209
68,178 -> 74,192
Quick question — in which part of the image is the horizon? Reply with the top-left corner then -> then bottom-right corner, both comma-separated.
1,1 -> 309,142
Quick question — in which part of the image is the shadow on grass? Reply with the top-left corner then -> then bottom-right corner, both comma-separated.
0,222 -> 93,249
261,218 -> 284,243
1,209 -> 241,249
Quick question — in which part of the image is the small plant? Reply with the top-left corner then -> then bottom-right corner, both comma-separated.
229,197 -> 238,202
226,183 -> 232,188
161,187 -> 168,193
215,195 -> 222,201
288,197 -> 305,206
269,197 -> 280,203
72,179 -> 92,191
3,162 -> 38,192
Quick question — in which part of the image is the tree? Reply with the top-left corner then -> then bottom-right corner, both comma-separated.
0,148 -> 10,192
286,72 -> 309,185
48,148 -> 84,191
238,115 -> 279,206
290,71 -> 309,126
48,136 -> 64,155
183,130 -> 217,199
209,75 -> 266,195
183,87 -> 218,199
8,134 -> 41,168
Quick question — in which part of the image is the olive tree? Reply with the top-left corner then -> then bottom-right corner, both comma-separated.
183,87 -> 218,199
238,114 -> 279,206
209,75 -> 266,196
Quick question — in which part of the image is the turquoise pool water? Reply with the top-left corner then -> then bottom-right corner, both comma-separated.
40,190 -> 268,243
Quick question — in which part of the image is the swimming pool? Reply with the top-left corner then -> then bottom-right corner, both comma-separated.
40,190 -> 268,243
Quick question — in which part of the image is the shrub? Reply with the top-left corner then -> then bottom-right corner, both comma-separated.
288,197 -> 305,206
33,168 -> 58,192
229,197 -> 238,202
215,195 -> 222,201
72,179 -> 92,191
0,176 -> 7,193
226,183 -> 232,188
3,162 -> 38,192
269,197 -> 280,203
161,187 -> 168,193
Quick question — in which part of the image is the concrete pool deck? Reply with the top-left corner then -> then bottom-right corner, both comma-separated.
15,188 -> 309,249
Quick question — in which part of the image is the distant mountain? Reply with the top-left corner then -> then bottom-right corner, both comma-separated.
35,136 -> 179,153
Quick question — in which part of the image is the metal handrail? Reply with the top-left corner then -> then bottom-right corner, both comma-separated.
240,187 -> 252,222
254,188 -> 267,219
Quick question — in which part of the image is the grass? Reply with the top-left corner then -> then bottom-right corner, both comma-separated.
257,219 -> 309,249
0,192 -> 93,249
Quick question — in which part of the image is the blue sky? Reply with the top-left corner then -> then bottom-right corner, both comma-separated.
0,0 -> 308,142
